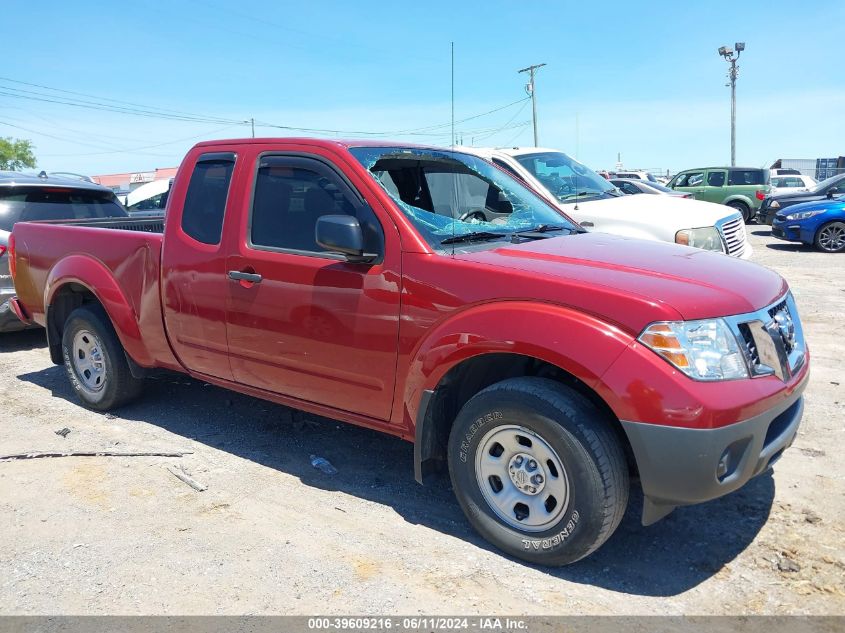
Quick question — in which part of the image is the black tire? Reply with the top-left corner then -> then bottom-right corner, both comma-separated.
727,201 -> 751,223
814,221 -> 845,253
447,377 -> 629,566
61,305 -> 144,410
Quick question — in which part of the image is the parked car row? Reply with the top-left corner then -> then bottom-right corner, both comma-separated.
758,173 -> 845,224
462,147 -> 750,258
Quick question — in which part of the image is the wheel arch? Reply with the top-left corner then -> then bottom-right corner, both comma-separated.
724,195 -> 752,209
405,302 -> 637,484
44,256 -> 151,370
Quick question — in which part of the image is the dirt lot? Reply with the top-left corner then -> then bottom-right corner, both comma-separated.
1,229 -> 843,615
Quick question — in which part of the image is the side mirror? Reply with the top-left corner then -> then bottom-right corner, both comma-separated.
827,187 -> 839,199
316,215 -> 376,263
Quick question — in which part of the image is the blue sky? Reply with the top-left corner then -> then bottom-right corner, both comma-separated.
3,0 -> 843,176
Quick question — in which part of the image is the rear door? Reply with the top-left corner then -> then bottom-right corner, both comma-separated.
224,150 -> 401,421
728,168 -> 768,208
161,151 -> 239,380
699,169 -> 728,203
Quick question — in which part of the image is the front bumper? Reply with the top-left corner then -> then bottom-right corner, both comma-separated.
0,292 -> 36,333
621,373 -> 807,525
771,218 -> 808,244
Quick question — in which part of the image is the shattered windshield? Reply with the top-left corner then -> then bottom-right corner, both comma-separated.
348,146 -> 579,251
513,151 -> 618,203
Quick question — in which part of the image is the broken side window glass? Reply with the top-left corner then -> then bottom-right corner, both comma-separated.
348,147 -> 578,251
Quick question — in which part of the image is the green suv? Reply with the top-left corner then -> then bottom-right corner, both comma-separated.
667,167 -> 770,222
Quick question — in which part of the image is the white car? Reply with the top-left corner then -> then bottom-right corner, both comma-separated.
770,174 -> 816,193
125,178 -> 171,214
615,170 -> 660,184
459,146 -> 752,259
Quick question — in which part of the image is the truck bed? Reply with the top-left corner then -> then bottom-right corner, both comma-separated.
33,216 -> 165,233
11,219 -> 177,369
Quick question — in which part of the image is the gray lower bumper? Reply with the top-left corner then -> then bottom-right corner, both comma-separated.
621,383 -> 806,525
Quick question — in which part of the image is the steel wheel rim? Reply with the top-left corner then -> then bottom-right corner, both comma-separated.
819,224 -> 845,251
475,424 -> 570,532
71,329 -> 107,393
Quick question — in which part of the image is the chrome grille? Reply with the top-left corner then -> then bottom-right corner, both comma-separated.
725,293 -> 806,382
717,214 -> 748,256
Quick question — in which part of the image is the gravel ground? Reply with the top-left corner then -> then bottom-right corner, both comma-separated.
1,229 -> 843,615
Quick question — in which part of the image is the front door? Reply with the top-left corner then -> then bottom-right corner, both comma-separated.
225,153 -> 401,421
672,170 -> 706,199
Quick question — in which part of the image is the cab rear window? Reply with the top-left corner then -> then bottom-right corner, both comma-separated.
0,186 -> 126,232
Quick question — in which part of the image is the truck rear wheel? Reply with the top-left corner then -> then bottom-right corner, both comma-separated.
61,305 -> 143,410
447,377 -> 628,566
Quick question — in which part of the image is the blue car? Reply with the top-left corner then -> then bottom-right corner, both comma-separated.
772,196 -> 845,253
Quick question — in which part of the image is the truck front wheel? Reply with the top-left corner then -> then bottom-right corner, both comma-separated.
61,305 -> 144,410
447,377 -> 629,566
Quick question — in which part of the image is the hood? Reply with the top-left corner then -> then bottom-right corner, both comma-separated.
458,232 -> 787,333
570,194 -> 735,225
780,198 -> 845,214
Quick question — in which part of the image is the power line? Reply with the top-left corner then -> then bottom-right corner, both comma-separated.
0,75 -> 226,120
0,75 -> 533,150
254,98 -> 531,137
40,125 -> 242,157
469,101 -> 531,143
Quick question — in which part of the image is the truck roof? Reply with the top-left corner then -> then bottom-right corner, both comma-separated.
193,137 -> 444,151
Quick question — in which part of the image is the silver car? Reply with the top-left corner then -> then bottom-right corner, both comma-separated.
0,171 -> 127,332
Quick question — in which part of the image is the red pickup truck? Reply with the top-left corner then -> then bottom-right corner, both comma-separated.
9,138 -> 809,565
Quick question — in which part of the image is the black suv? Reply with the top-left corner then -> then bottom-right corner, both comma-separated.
759,173 -> 845,225
0,171 -> 127,332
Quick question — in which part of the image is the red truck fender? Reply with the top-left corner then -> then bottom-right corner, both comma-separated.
44,255 -> 154,368
400,301 -> 635,482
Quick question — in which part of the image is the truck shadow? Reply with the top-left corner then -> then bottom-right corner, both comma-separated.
17,365 -> 775,597
0,328 -> 47,353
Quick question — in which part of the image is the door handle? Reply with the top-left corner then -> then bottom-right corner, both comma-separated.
580,221 -> 594,227
228,270 -> 263,284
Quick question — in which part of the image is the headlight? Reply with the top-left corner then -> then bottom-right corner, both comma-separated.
675,226 -> 725,252
639,319 -> 748,381
770,199 -> 781,209
785,209 -> 824,221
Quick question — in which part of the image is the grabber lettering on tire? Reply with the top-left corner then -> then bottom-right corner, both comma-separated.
447,377 -> 629,566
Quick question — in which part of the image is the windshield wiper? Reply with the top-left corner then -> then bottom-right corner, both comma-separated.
440,231 -> 508,245
516,224 -> 567,233
511,224 -> 585,239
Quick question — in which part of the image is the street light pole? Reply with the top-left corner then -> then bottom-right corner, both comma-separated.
518,63 -> 546,146
718,42 -> 745,167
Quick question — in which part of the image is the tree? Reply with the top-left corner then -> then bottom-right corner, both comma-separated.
0,137 -> 36,171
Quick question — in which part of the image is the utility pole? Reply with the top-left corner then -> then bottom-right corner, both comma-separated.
250,117 -> 255,138
718,42 -> 745,166
518,63 -> 546,146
